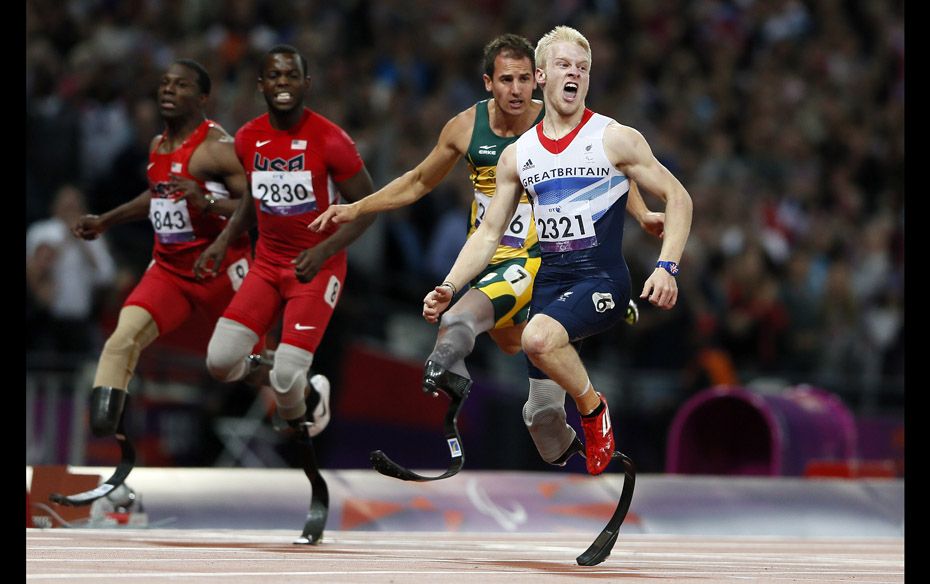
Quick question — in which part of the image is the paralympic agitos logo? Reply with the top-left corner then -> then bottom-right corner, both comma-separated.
253,153 -> 305,171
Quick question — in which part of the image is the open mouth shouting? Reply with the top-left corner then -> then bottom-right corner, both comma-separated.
563,81 -> 579,102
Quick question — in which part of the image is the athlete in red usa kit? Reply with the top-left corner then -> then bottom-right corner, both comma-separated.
195,45 -> 375,438
72,59 -> 252,441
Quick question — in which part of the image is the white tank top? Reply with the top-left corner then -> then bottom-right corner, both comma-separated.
515,111 -> 629,253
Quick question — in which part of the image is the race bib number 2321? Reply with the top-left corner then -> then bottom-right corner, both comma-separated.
534,201 -> 597,252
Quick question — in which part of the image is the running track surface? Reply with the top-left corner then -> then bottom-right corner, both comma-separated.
27,528 -> 903,583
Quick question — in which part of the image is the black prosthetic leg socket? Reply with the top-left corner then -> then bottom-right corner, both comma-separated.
550,435 -> 585,467
89,386 -> 127,437
422,360 -> 472,399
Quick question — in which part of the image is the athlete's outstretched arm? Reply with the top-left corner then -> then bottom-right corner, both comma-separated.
422,144 -> 521,323
309,110 -> 472,231
605,123 -> 693,309
74,134 -> 169,240
72,189 -> 152,240
293,166 -> 377,283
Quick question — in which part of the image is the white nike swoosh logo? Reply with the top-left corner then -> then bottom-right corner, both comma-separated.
147,163 -> 155,170
294,324 -> 316,331
256,140 -> 272,147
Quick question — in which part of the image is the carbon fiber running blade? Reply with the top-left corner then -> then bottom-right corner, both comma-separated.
370,449 -> 464,482
369,388 -> 468,483
294,480 -> 329,545
576,452 -> 636,566
294,435 -> 329,545
49,431 -> 136,507
370,450 -> 425,481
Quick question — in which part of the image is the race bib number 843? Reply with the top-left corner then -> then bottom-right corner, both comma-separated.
149,198 -> 194,243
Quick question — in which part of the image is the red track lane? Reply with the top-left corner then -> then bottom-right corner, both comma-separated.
27,528 -> 903,583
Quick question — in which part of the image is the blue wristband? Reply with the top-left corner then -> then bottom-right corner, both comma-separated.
656,260 -> 679,276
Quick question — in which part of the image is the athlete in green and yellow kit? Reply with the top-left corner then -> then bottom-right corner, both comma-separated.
312,34 -> 664,466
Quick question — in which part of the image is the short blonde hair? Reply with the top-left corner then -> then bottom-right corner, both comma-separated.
535,25 -> 592,71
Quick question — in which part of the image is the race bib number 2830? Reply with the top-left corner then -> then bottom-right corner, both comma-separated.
253,171 -> 315,216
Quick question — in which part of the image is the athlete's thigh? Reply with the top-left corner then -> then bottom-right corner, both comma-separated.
221,260 -> 283,338
278,262 -> 347,353
123,263 -> 195,336
532,276 -> 630,342
473,257 -> 541,329
487,321 -> 526,354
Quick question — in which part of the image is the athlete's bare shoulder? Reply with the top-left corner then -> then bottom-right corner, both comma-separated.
450,104 -> 478,128
191,125 -> 240,177
603,121 -> 653,169
439,105 -> 477,155
604,119 -> 642,141
205,124 -> 234,144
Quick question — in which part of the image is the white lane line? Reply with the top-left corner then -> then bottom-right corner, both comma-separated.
26,546 -> 902,561
26,544 -> 584,555
25,568 -> 906,580
47,539 -> 894,556
25,556 -> 904,570
26,569 -> 636,580
26,558 -> 572,564
27,533 -> 904,549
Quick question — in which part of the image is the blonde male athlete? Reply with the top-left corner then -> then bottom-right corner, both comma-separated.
423,26 -> 692,475
313,34 -> 664,469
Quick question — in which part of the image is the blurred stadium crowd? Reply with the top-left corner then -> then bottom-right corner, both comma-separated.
27,0 -> 903,414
